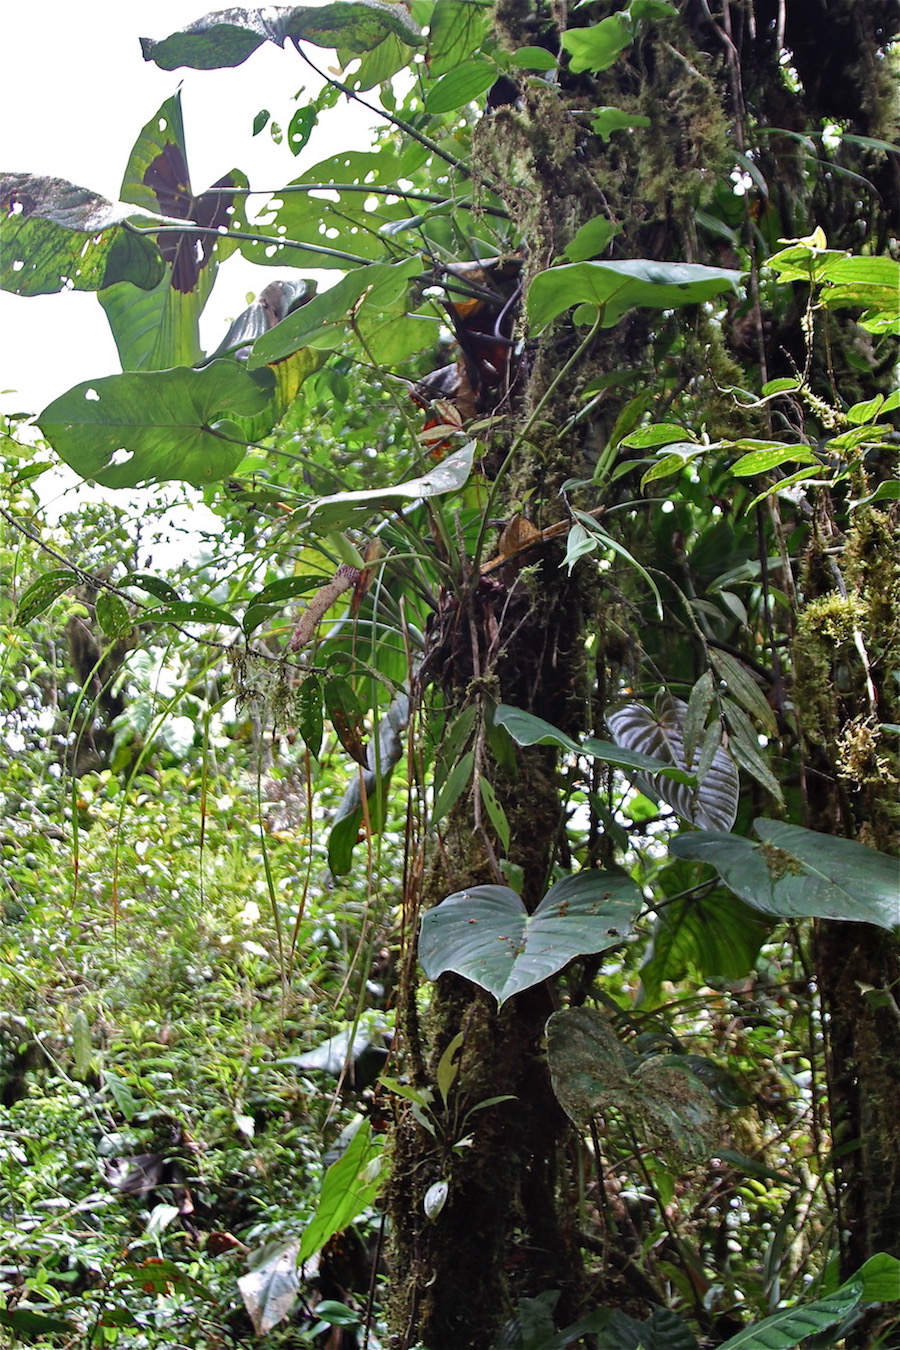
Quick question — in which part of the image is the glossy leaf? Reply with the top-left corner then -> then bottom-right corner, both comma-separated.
716,1281 -> 864,1350
419,870 -> 643,1006
297,1120 -> 384,1262
37,362 -> 275,489
304,440 -> 475,531
1,174 -> 164,296
493,703 -> 696,782
606,697 -> 739,830
528,259 -> 744,331
141,4 -> 424,72
670,818 -> 900,929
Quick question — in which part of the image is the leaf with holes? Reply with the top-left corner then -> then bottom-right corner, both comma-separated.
1,174 -> 164,296
37,362 -> 275,489
419,871 -> 642,1006
606,697 -> 739,830
670,818 -> 900,929
14,569 -> 80,625
141,4 -> 423,72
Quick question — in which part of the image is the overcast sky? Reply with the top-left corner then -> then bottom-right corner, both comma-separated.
1,2 -> 374,416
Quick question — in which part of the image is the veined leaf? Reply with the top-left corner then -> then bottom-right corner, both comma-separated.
37,362 -> 275,489
424,59 -> 497,114
419,871 -> 643,1006
304,440 -> 475,531
670,818 -> 900,929
606,696 -> 739,830
716,1280 -> 864,1349
297,1120 -> 384,1263
1,174 -> 164,296
528,258 -> 744,331
14,569 -> 80,625
141,3 -> 423,72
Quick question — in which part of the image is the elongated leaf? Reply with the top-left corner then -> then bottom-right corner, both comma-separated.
427,0 -> 491,76
14,569 -> 79,625
304,440 -> 475,531
238,1239 -> 300,1336
298,1120 -> 384,1262
424,59 -> 497,113
606,697 -> 739,830
419,871 -> 643,1006
1,174 -> 164,295
528,259 -> 743,331
142,4 -> 423,72
493,703 -> 695,782
37,362 -> 275,489
670,818 -> 900,929
716,1280 -> 864,1349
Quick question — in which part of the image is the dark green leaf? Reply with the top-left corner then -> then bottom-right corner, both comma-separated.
606,698 -> 739,830
419,871 -> 642,1005
546,1007 -> 719,1161
1,174 -> 164,296
639,889 -> 767,1006
479,777 -> 511,852
146,601 -> 241,627
669,819 -> 900,929
324,675 -> 368,766
528,259 -> 744,331
297,674 -> 324,759
431,749 -> 475,825
95,591 -> 133,639
37,362 -> 275,489
716,1281 -> 864,1349
123,572 -> 181,603
141,4 -> 423,72
0,1309 -> 76,1336
14,569 -> 79,625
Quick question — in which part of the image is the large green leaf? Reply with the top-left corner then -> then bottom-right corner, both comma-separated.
639,884 -> 768,1006
141,4 -> 423,72
37,362 -> 276,489
419,871 -> 643,1006
0,174 -> 164,296
527,259 -> 744,331
237,1239 -> 300,1336
427,0 -> 492,76
304,440 -> 476,531
297,1120 -> 384,1262
670,818 -> 900,929
546,1007 -> 719,1162
249,257 -> 423,362
716,1280 -> 864,1349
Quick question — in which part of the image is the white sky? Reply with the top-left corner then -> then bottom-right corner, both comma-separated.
0,1 -> 376,417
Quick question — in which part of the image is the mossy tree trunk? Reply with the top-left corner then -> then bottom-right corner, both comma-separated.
384,1 -> 899,1346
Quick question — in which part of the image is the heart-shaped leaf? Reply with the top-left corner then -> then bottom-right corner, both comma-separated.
546,1007 -> 719,1161
419,870 -> 642,1006
37,361 -> 275,488
528,258 -> 744,331
670,818 -> 900,928
1,174 -> 164,296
